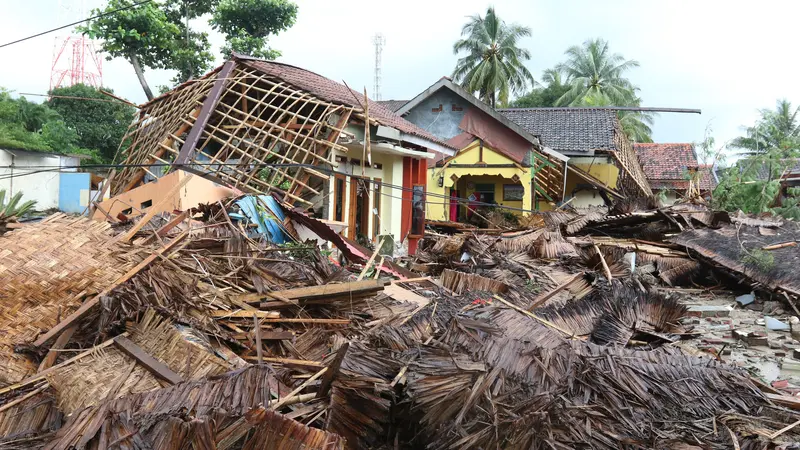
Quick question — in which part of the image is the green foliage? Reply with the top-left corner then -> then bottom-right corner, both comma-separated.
713,100 -> 800,218
510,68 -> 570,107
556,38 -> 639,106
729,99 -> 800,157
0,189 -> 37,219
80,0 -> 298,99
0,89 -> 78,153
47,84 -> 136,162
211,0 -> 297,59
740,248 -> 775,273
774,187 -> 800,220
452,7 -> 535,108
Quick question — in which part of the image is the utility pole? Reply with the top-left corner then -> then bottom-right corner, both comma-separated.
372,33 -> 385,101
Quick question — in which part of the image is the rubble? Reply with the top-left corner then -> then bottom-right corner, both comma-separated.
4,195 -> 800,449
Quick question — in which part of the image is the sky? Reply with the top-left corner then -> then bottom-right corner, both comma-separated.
1,0 -> 798,165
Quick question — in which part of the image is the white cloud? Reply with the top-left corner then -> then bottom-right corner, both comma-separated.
1,0 -> 798,160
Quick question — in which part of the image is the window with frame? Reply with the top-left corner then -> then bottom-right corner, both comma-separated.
333,174 -> 346,222
474,183 -> 495,203
503,184 -> 524,201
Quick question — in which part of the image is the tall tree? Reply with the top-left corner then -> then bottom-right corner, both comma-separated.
80,0 -> 298,101
510,68 -> 570,108
553,38 -> 653,142
555,38 -> 639,107
730,99 -> 800,157
452,7 -> 535,108
47,85 -> 137,163
714,100 -> 800,216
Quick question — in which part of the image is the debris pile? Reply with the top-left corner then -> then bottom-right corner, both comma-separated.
3,198 -> 800,449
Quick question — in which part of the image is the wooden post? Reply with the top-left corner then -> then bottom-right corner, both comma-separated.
254,314 -> 263,365
113,335 -> 183,385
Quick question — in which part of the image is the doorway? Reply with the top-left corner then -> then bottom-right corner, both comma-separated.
347,177 -> 370,241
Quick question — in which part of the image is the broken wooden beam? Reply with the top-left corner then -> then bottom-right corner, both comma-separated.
37,324 -> 78,372
316,342 -> 349,399
238,280 -> 387,305
211,310 -> 281,319
113,335 -> 183,385
243,356 -> 324,369
231,331 -> 294,341
528,272 -> 585,311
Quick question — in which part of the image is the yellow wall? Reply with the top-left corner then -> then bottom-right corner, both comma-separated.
426,140 -> 531,220
563,158 -> 620,208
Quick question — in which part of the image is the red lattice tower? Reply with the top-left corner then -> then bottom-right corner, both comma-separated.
50,35 -> 103,90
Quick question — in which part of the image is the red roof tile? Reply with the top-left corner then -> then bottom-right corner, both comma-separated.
236,56 -> 456,150
633,143 -> 716,191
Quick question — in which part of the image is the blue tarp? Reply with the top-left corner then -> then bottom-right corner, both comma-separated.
231,195 -> 287,244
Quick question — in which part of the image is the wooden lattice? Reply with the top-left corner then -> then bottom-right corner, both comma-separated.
0,214 -> 142,386
611,126 -> 654,197
113,63 -> 355,206
530,151 -> 566,202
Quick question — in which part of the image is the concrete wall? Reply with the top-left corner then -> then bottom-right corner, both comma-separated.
403,88 -> 468,140
0,149 -> 78,211
92,170 -> 234,220
426,140 -> 530,221
327,149 -> 402,241
563,157 -> 620,208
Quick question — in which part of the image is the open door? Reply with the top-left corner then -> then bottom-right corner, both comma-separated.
347,178 -> 370,241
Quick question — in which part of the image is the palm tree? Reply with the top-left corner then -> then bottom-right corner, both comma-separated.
731,99 -> 800,157
555,38 -> 640,107
577,91 -> 654,143
452,7 -> 535,108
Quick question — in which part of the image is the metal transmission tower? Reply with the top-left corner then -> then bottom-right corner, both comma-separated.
50,0 -> 103,90
372,33 -> 385,101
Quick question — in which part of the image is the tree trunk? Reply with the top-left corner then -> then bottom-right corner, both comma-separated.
129,53 -> 154,101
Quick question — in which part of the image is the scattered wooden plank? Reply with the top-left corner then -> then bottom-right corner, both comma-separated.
271,367 -> 328,410
239,280 -> 386,304
358,236 -> 387,281
231,331 -> 293,341
593,243 -> 613,281
0,383 -> 49,414
768,418 -> 800,439
243,356 -> 324,369
383,283 -> 429,307
37,324 -> 78,372
766,392 -> 800,410
211,310 -> 281,319
528,272 -> 585,311
255,318 -> 350,325
33,232 -> 188,347
253,314 -> 263,365
113,335 -> 183,385
317,342 -> 349,399
138,210 -> 190,245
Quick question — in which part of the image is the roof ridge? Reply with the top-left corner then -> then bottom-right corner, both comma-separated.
498,107 -> 621,112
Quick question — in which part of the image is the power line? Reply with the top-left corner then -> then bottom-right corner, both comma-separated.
0,0 -> 153,49
0,162 -> 555,214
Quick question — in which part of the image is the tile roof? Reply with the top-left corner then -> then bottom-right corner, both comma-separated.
498,108 -> 618,155
236,56 -> 456,150
633,143 -> 716,191
377,100 -> 408,112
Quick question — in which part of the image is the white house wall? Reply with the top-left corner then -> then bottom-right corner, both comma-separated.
0,150 -> 77,211
328,149 -> 401,241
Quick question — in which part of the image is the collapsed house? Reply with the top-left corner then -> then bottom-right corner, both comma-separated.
634,142 -> 718,204
101,54 -> 458,253
4,190 -> 800,448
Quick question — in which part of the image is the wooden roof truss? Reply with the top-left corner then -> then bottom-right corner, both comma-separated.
113,63 -> 356,206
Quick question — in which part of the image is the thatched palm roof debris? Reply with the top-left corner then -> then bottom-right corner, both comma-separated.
3,196 -> 800,448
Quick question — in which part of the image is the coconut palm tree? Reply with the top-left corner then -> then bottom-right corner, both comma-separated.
731,99 -> 800,157
452,7 -> 535,108
577,91 -> 655,143
555,38 -> 640,107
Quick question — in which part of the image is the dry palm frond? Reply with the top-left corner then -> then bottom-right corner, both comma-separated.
440,269 -> 508,295
533,229 -> 576,259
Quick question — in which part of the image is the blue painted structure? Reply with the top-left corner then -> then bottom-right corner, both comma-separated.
402,89 -> 468,140
231,195 -> 287,244
58,172 -> 91,214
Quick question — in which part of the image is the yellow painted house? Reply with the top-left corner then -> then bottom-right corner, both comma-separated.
382,79 -> 652,223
